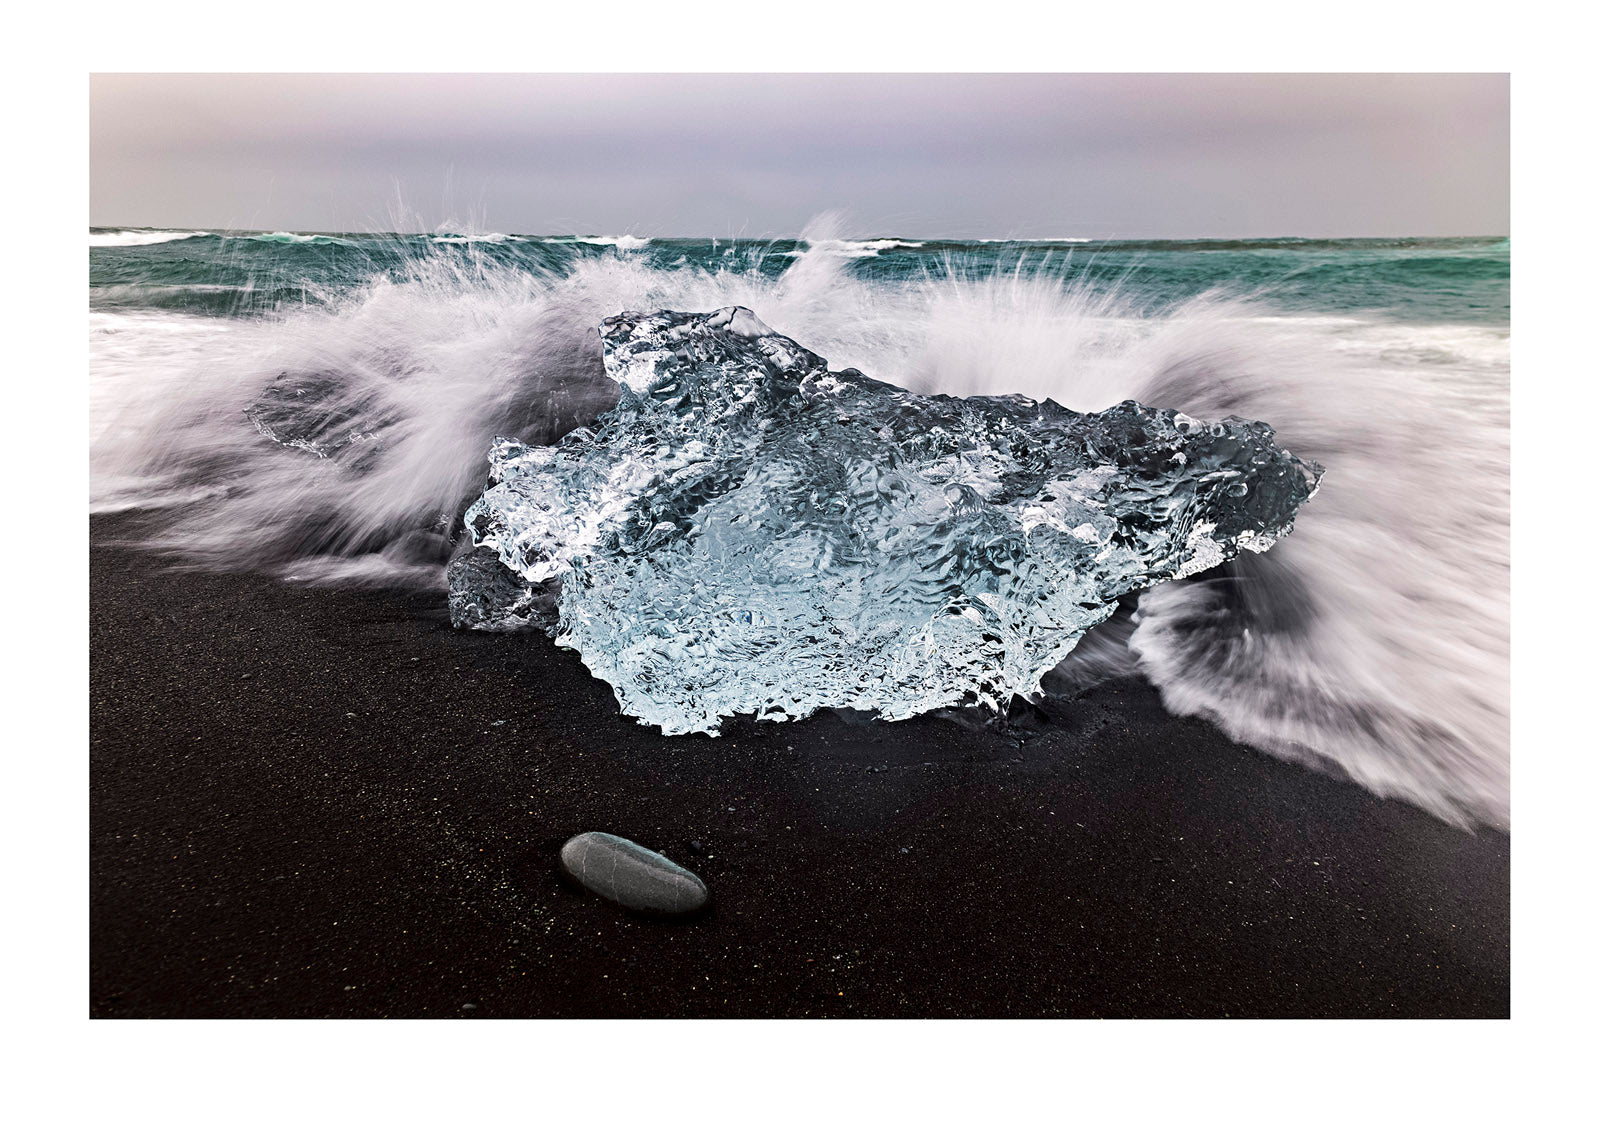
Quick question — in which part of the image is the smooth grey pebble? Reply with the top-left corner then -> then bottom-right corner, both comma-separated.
559,832 -> 710,916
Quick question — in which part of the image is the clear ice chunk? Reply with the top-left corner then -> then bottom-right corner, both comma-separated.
451,307 -> 1323,735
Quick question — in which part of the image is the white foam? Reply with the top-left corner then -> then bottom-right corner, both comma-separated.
550,235 -> 652,251
236,231 -> 357,246
791,238 -> 927,259
89,229 -> 210,248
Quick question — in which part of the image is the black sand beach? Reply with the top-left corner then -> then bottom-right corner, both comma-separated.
90,512 -> 1509,1018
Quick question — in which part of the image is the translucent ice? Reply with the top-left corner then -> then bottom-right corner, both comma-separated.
452,307 -> 1323,735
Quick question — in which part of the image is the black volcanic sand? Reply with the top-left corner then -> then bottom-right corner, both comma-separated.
91,512 -> 1509,1018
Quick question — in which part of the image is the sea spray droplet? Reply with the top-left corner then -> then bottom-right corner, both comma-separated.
559,832 -> 710,916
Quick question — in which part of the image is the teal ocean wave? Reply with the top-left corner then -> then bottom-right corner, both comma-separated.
91,230 -> 1509,324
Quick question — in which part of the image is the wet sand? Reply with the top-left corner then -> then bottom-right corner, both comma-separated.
90,512 -> 1509,1018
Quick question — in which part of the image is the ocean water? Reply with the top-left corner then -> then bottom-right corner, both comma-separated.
89,222 -> 1510,827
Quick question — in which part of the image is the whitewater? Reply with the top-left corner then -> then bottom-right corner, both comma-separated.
88,220 -> 1511,828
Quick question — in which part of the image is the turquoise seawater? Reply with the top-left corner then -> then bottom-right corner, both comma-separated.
90,230 -> 1508,324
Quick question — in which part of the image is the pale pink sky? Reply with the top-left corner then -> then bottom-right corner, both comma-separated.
90,73 -> 1509,238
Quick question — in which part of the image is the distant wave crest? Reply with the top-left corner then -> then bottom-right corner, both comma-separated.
90,229 -> 211,247
237,232 -> 358,247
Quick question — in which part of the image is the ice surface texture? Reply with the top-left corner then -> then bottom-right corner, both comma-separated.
452,307 -> 1322,735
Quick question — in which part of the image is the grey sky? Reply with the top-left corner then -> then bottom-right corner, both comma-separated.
90,73 -> 1508,238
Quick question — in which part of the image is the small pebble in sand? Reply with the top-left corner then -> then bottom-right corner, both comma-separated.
559,832 -> 710,916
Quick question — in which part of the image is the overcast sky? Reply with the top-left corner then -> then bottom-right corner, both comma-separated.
89,73 -> 1508,238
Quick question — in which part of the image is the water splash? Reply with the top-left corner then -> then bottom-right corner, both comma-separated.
89,233 -> 1509,826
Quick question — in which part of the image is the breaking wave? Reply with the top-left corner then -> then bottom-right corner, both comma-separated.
547,235 -> 652,250
238,231 -> 360,246
89,229 -> 211,247
89,229 -> 1510,827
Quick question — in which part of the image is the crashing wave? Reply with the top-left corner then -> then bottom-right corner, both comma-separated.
93,233 -> 1506,825
450,307 -> 1321,736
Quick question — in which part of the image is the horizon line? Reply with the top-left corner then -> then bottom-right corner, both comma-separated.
88,226 -> 1511,242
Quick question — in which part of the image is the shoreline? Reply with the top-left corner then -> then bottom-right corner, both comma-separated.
90,512 -> 1509,1018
